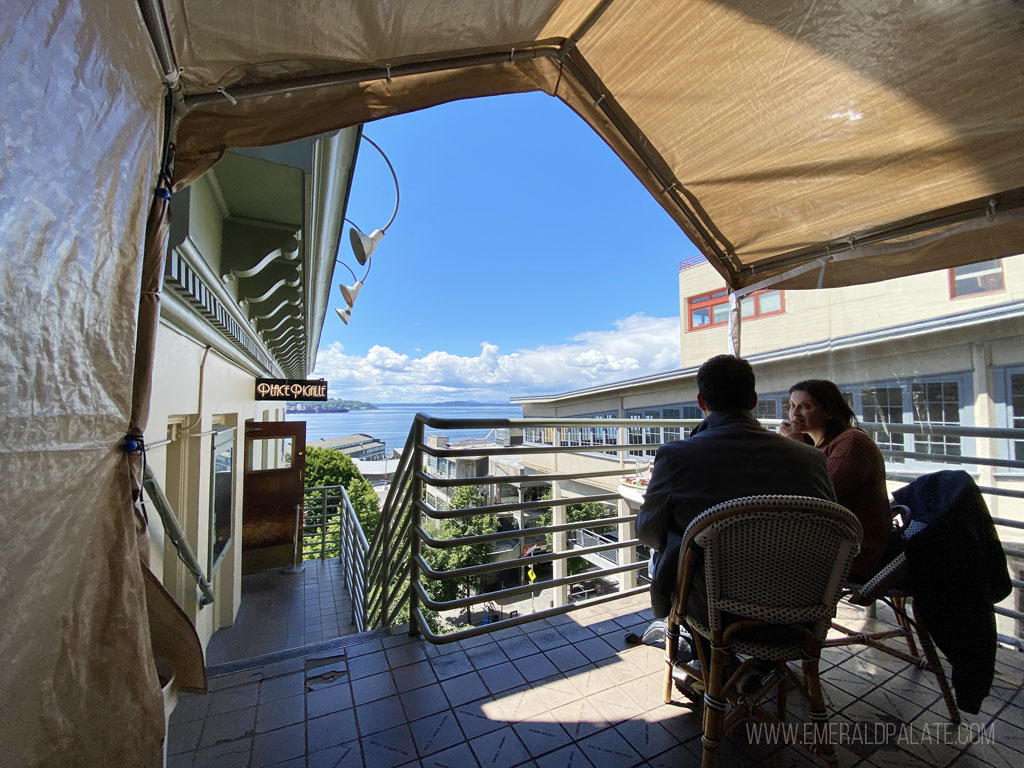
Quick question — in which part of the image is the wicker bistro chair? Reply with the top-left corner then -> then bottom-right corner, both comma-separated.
664,496 -> 862,768
827,504 -> 961,724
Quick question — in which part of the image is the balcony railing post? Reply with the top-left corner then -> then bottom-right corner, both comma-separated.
320,488 -> 328,560
408,418 -> 425,637
341,490 -> 350,575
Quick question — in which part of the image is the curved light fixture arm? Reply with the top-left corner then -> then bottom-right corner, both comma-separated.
335,256 -> 359,283
338,231 -> 373,283
360,135 -> 400,233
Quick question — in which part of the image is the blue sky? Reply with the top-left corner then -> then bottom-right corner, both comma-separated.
314,91 -> 702,403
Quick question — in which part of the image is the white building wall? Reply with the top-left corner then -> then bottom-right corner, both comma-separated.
146,323 -> 284,649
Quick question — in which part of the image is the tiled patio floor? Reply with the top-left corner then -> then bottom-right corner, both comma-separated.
169,588 -> 1024,768
206,559 -> 356,665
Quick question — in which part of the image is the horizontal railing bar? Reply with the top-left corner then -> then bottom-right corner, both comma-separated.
879,450 -> 1022,470
411,585 -> 650,644
417,514 -> 636,549
414,560 -> 649,611
758,419 -> 1024,441
859,421 -> 1024,440
992,517 -> 1024,531
423,442 -> 667,458
416,537 -> 641,581
978,485 -> 1024,500
419,413 -> 1024,440
418,493 -> 625,521
994,605 -> 1024,622
416,466 -> 636,488
418,415 -> 703,430
996,633 -> 1024,652
1003,546 -> 1024,559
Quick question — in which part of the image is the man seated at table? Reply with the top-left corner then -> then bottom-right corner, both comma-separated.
636,354 -> 837,623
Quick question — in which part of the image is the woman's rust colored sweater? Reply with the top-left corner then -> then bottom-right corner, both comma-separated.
821,428 -> 891,577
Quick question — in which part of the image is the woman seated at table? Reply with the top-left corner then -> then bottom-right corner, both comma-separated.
779,379 -> 891,579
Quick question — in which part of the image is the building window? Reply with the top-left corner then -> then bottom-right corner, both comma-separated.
861,387 -> 905,462
686,289 -> 785,331
688,289 -> 730,330
626,404 -> 701,457
911,381 -> 962,457
1009,371 -> 1024,463
949,259 -> 1004,298
209,426 -> 236,573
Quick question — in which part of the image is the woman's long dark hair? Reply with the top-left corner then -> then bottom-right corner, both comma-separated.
789,379 -> 856,445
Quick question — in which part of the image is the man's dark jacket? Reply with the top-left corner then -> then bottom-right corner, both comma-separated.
892,470 -> 1011,714
636,409 -> 836,617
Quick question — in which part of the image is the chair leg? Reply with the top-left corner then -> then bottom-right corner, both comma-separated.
664,620 -> 679,704
775,664 -> 788,720
892,597 -> 919,658
802,658 -> 837,768
701,645 -> 728,768
911,604 -> 961,724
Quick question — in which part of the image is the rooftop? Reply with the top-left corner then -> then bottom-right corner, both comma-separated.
169,566 -> 1024,768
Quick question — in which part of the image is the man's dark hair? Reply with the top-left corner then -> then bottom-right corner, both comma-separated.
696,354 -> 756,411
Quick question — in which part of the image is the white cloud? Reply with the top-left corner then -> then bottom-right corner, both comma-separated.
313,314 -> 681,402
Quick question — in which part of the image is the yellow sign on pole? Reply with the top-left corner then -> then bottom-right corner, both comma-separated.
527,567 -> 536,583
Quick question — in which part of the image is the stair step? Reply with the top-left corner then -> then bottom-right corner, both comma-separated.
205,627 -> 392,677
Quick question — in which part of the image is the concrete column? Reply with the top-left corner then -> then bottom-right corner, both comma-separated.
552,479 -> 567,607
972,341 -> 996,497
617,497 -> 637,591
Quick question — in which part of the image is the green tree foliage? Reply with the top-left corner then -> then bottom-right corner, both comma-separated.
304,447 -> 381,539
422,485 -> 496,622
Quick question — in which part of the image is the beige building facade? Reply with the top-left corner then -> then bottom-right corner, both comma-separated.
514,255 -> 1024,637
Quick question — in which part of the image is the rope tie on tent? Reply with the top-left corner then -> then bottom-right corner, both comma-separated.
216,87 -> 237,105
594,93 -> 606,107
510,47 -> 515,61
662,182 -> 677,194
386,64 -> 392,84
988,197 -> 998,221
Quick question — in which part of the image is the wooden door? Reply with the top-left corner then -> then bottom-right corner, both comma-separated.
242,420 -> 306,573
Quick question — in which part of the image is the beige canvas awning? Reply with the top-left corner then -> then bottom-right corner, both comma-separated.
160,0 -> 1024,291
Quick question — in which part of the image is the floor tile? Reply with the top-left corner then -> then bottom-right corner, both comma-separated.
355,694 -> 407,736
256,694 -> 305,733
359,722 -> 418,768
251,723 -> 305,768
469,726 -> 531,768
409,710 -> 466,756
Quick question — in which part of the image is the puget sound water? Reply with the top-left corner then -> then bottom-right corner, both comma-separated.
289,402 -> 524,454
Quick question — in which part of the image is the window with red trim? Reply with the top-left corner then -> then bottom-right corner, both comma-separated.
686,289 -> 785,331
949,260 -> 1004,298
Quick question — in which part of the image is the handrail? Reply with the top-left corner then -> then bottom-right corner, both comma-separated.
352,413 -> 1024,647
301,484 -> 370,632
142,464 -> 215,607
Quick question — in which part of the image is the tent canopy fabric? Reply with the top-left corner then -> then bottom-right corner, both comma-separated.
161,0 -> 1024,291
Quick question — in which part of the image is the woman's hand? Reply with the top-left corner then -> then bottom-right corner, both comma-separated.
778,419 -> 805,441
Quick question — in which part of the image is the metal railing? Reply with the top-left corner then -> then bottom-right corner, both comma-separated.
568,528 -> 620,565
350,414 -> 1024,648
302,485 -> 370,632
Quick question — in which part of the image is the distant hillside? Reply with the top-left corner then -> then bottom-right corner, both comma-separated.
287,399 -> 378,413
386,400 -> 512,407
